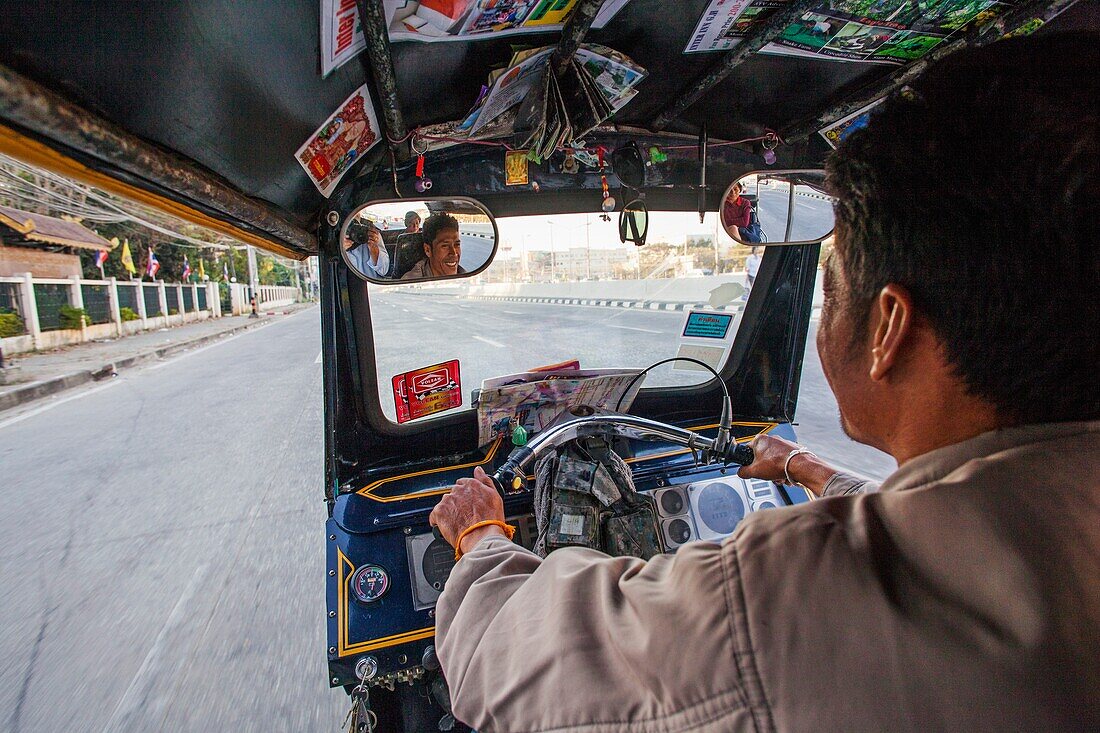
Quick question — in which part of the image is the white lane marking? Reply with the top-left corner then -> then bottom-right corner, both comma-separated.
401,308 -> 410,313
0,379 -> 124,431
609,325 -> 662,334
502,310 -> 522,315
422,316 -> 435,322
314,351 -> 322,363
100,563 -> 210,732
473,335 -> 505,348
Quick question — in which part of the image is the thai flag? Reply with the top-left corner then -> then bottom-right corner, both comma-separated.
147,249 -> 160,278
181,255 -> 192,281
94,249 -> 108,269
222,261 -> 229,281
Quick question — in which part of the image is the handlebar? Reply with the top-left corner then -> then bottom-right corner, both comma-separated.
490,413 -> 755,494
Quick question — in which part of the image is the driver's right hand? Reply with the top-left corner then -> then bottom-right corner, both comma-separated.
737,434 -> 804,483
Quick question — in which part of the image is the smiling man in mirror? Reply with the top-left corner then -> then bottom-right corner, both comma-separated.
402,213 -> 465,280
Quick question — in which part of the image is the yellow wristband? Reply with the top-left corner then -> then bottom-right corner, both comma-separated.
454,520 -> 515,561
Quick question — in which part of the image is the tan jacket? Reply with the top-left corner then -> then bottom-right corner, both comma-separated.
436,422 -> 1100,732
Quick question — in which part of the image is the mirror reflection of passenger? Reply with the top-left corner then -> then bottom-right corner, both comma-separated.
404,210 -> 421,234
722,182 -> 762,243
744,246 -> 761,296
343,219 -> 391,279
401,213 -> 465,280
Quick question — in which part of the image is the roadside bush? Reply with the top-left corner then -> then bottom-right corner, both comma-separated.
168,308 -> 179,316
59,305 -> 87,329
0,310 -> 25,337
119,307 -> 140,322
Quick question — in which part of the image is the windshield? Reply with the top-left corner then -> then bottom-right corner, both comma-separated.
369,211 -> 762,424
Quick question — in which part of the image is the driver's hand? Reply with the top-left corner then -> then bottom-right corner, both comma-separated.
430,466 -> 506,552
737,434 -> 802,483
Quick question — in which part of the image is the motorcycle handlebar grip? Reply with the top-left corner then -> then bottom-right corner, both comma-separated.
728,442 -> 755,466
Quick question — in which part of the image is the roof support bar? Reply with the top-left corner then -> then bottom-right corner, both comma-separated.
0,63 -> 316,256
357,0 -> 409,148
552,0 -> 605,76
781,0 -> 1081,143
651,0 -> 819,132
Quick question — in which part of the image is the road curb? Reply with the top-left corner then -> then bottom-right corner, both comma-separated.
0,308 -> 309,414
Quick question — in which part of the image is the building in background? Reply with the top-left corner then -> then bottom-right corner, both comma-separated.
0,204 -> 112,278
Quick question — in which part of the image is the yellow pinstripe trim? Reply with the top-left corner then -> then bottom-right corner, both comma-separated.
336,548 -> 434,657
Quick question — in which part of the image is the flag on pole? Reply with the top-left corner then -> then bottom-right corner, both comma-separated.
120,239 -> 137,276
181,255 -> 192,281
222,261 -> 229,281
147,248 -> 160,279
197,259 -> 206,280
94,249 -> 109,272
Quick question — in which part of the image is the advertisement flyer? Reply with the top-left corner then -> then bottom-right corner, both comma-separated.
684,0 -> 790,53
295,84 -> 382,197
760,0 -> 1008,65
321,0 -> 632,73
818,97 -> 884,148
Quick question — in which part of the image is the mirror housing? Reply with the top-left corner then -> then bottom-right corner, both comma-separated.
340,197 -> 498,283
720,170 -> 834,246
618,199 -> 649,247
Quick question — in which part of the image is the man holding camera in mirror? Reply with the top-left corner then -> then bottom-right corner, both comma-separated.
343,218 -> 391,279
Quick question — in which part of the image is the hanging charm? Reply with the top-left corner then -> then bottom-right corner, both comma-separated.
415,153 -> 432,192
762,132 -> 779,166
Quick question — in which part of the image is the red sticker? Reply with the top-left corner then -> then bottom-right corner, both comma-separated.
392,360 -> 462,423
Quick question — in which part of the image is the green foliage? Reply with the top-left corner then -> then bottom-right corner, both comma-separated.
0,310 -> 25,337
168,308 -> 179,315
119,307 -> 140,322
59,305 -> 87,329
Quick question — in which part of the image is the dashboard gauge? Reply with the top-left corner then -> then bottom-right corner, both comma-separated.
696,482 -> 745,535
421,537 -> 455,590
351,565 -> 390,603
667,518 -> 692,544
658,488 -> 685,516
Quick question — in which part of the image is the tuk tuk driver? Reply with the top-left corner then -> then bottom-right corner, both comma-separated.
401,212 -> 466,279
429,35 -> 1099,732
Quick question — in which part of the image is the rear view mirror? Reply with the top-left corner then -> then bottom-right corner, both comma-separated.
721,170 -> 834,246
618,199 -> 649,246
341,197 -> 498,283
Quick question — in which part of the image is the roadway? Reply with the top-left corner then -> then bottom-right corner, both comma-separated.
0,297 -> 893,731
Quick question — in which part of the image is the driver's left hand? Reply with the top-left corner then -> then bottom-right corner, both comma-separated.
430,466 -> 506,552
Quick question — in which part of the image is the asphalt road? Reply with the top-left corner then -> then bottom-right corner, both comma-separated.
0,295 -> 892,731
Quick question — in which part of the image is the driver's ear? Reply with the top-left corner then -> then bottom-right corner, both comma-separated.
423,241 -> 431,258
869,283 -> 914,382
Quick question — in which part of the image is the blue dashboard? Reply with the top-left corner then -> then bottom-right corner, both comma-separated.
325,421 -> 807,688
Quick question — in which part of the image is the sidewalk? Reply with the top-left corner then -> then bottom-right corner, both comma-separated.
0,303 -> 316,412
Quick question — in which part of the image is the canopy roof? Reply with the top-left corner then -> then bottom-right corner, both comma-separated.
0,1 -> 1094,257
0,204 -> 112,251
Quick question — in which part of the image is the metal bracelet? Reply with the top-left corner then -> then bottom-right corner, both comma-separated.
783,448 -> 817,488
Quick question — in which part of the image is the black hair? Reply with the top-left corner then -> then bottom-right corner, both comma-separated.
826,33 -> 1099,423
422,213 -> 459,247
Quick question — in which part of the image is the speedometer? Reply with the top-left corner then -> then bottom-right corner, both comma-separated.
351,564 -> 390,603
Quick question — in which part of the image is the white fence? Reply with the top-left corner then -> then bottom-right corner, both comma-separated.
0,275 -> 300,356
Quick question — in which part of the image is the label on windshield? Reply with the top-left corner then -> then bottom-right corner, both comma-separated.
392,359 -> 462,423
682,311 -> 734,339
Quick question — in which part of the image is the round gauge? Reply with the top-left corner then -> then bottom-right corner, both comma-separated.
697,483 -> 745,535
756,501 -> 777,511
659,489 -> 685,516
351,564 -> 390,603
667,518 -> 692,544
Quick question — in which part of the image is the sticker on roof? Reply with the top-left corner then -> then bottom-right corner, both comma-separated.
295,84 -> 382,198
321,1 -> 633,74
760,0 -> 1009,65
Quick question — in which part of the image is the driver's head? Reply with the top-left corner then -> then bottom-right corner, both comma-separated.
421,213 -> 462,277
822,33 -> 1098,451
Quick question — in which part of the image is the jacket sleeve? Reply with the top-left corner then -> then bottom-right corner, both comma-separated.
435,537 -> 761,733
821,471 -> 881,497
